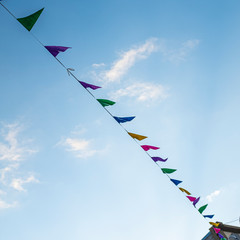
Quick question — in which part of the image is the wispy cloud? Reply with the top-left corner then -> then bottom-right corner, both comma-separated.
0,123 -> 36,162
0,199 -> 17,209
206,190 -> 221,203
58,126 -> 108,159
10,175 -> 39,192
0,163 -> 19,184
0,190 -> 6,195
60,137 -> 97,159
97,38 -> 158,84
92,63 -> 105,68
110,82 -> 169,103
61,137 -> 97,158
0,122 -> 39,209
159,39 -> 200,63
91,38 -> 199,86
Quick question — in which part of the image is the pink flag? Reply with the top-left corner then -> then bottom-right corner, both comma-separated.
214,228 -> 221,234
187,196 -> 196,202
141,145 -> 160,151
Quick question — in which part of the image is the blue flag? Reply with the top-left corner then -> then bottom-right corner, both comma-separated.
170,179 -> 182,186
113,116 -> 135,123
203,215 -> 214,219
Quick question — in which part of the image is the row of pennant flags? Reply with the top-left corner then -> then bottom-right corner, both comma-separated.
0,3 -> 227,239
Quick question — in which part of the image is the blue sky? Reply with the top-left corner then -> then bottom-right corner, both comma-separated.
1,0 -> 240,239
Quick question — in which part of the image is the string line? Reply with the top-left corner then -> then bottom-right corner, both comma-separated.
1,2 -> 216,227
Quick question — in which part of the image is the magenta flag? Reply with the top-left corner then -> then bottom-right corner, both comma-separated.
141,145 -> 159,151
214,228 -> 221,234
187,196 -> 196,202
45,46 -> 71,57
78,80 -> 101,90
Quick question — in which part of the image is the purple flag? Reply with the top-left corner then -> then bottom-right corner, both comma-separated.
141,145 -> 159,151
193,197 -> 200,207
218,233 -> 224,239
151,157 -> 168,162
78,80 -> 101,90
45,46 -> 71,57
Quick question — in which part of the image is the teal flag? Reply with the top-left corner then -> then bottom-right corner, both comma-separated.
17,8 -> 44,31
161,168 -> 177,174
199,204 -> 208,214
97,99 -> 116,107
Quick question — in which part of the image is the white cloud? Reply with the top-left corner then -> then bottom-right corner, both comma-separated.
92,63 -> 105,68
10,175 -> 39,192
206,190 -> 221,203
0,163 -> 19,184
60,137 -> 97,159
58,125 -> 109,159
65,138 -> 89,151
100,38 -> 158,83
110,82 -> 169,103
0,123 -> 37,162
0,199 -> 17,209
159,39 -> 200,63
91,38 -> 199,88
0,122 -> 39,210
0,190 -> 6,195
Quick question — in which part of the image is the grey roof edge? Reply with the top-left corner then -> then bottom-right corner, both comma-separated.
217,222 -> 240,234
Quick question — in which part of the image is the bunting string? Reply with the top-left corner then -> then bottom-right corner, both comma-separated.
0,2 -> 224,237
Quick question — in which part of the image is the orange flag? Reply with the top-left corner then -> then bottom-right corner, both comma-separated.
128,132 -> 147,141
209,222 -> 220,227
179,187 -> 191,195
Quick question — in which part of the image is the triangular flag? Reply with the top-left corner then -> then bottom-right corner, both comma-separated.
170,179 -> 182,186
204,215 -> 214,219
97,99 -> 115,107
209,222 -> 220,227
78,80 -> 101,90
187,196 -> 196,202
151,157 -> 168,162
113,116 -> 135,124
218,233 -> 225,239
193,197 -> 200,207
214,228 -> 221,234
179,187 -> 191,195
199,204 -> 208,214
128,132 -> 147,141
45,46 -> 71,57
161,168 -> 177,174
17,8 -> 44,31
141,145 -> 159,151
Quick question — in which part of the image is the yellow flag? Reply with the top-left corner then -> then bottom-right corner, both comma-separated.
209,222 -> 220,227
128,132 -> 147,141
179,187 -> 191,195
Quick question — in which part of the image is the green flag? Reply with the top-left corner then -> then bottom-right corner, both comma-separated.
97,99 -> 116,107
161,168 -> 177,174
198,204 -> 208,214
17,8 -> 44,31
